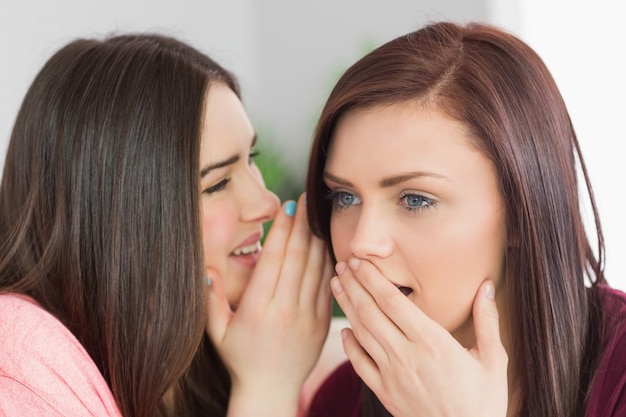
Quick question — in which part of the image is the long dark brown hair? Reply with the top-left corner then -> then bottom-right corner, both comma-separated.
306,21 -> 606,417
0,34 -> 238,416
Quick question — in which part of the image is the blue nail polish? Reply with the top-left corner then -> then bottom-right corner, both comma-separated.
284,201 -> 296,217
206,276 -> 212,286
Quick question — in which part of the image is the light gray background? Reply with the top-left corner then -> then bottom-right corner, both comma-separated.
1,0 -> 624,288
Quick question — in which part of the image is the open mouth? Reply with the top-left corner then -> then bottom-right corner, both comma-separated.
231,241 -> 261,256
395,285 -> 413,296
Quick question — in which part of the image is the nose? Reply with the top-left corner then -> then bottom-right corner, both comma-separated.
239,165 -> 280,223
349,205 -> 394,259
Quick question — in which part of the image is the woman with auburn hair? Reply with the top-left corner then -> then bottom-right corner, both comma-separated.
305,21 -> 626,417
0,34 -> 332,417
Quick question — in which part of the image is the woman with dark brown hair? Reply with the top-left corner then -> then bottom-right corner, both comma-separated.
305,21 -> 626,417
0,34 -> 332,417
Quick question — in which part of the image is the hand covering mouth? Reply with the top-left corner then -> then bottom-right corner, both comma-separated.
231,241 -> 261,256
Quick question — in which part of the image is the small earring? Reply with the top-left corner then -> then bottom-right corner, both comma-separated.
206,276 -> 212,286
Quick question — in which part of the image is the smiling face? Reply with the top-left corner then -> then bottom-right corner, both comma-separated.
325,102 -> 506,346
199,83 -> 280,307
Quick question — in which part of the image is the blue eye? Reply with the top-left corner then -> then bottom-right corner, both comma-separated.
326,190 -> 361,210
339,192 -> 357,206
400,193 -> 434,211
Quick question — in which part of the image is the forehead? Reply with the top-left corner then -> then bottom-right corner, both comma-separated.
326,103 -> 479,173
200,83 -> 254,161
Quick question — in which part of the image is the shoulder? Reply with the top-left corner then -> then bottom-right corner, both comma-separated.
596,284 -> 626,354
0,293 -> 122,417
597,284 -> 626,314
307,360 -> 362,417
596,284 -> 626,369
586,285 -> 626,416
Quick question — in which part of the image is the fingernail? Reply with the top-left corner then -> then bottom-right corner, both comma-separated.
348,257 -> 360,271
485,281 -> 495,300
206,276 -> 212,287
284,201 -> 296,217
335,261 -> 347,275
330,276 -> 343,294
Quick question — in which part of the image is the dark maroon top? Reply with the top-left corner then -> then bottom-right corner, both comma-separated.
308,284 -> 626,417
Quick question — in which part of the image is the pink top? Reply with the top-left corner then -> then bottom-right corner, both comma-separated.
0,293 -> 122,416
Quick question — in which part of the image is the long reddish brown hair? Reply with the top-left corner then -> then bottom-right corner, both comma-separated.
0,34 -> 237,416
306,21 -> 606,417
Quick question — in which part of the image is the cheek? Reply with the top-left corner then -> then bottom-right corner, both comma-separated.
437,213 -> 505,283
404,214 -> 505,332
330,214 -> 353,261
200,202 -> 238,264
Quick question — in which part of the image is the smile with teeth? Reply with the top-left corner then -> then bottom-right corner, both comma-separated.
231,241 -> 261,256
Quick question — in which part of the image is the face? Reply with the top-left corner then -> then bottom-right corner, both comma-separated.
325,102 -> 506,346
199,83 -> 280,307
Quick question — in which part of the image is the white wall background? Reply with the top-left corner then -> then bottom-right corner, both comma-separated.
516,0 -> 626,289
0,0 -> 257,159
1,0 -> 624,288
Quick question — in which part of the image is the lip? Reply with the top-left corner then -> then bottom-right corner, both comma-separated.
229,230 -> 263,268
234,231 -> 263,250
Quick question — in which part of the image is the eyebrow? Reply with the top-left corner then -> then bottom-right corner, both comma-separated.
323,171 -> 449,188
200,133 -> 257,179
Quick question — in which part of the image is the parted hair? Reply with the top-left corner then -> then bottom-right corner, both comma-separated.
306,21 -> 606,417
0,34 -> 237,416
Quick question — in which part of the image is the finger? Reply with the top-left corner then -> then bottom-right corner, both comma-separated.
316,277 -> 332,324
347,258 -> 432,344
243,199 -> 297,301
274,192 -> 312,301
205,270 -> 233,343
315,250 -> 334,318
299,234 -> 327,308
341,327 -> 384,396
472,280 -> 507,368
331,273 -> 389,365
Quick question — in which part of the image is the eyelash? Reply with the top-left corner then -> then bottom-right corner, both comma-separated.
203,151 -> 259,195
204,178 -> 231,194
325,189 -> 436,213
398,192 -> 436,212
325,190 -> 357,211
